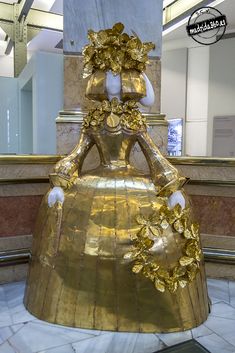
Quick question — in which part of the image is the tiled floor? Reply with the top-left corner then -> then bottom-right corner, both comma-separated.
0,279 -> 235,353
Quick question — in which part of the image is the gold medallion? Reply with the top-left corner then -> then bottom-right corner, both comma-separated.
106,113 -> 120,128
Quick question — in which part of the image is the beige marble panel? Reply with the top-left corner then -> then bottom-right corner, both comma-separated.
0,235 -> 32,251
201,234 -> 235,249
174,164 -> 235,182
0,235 -> 32,284
0,264 -> 28,284
57,122 -> 82,154
64,55 -> 96,111
0,164 -> 54,179
143,59 -> 161,113
0,184 -> 49,197
205,263 -> 235,281
184,184 -> 235,197
64,55 -> 161,112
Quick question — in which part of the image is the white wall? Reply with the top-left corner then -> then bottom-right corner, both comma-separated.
162,37 -> 235,157
208,38 -> 235,156
18,51 -> 64,154
161,48 -> 187,120
185,46 -> 209,156
0,55 -> 14,78
161,46 -> 209,156
0,77 -> 19,153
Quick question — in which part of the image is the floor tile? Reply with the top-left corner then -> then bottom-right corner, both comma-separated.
0,327 -> 12,344
210,301 -> 235,320
8,321 -> 96,353
157,330 -> 192,346
196,333 -> 235,353
204,316 -> 235,346
3,281 -> 36,325
72,333 -> 136,353
191,324 -> 213,339
207,279 -> 230,304
229,281 -> 235,308
0,305 -> 13,328
38,343 -> 75,353
133,334 -> 163,353
0,341 -> 16,353
0,287 -> 5,302
3,281 -> 25,303
11,324 -> 25,333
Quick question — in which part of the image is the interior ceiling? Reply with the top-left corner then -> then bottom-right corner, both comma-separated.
0,0 -> 63,55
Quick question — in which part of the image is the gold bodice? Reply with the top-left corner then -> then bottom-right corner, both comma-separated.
91,129 -> 137,169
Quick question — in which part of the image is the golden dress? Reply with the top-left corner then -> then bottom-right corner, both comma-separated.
24,23 -> 209,333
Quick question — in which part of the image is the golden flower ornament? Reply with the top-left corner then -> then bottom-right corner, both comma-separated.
124,200 -> 202,293
82,22 -> 155,78
83,98 -> 147,131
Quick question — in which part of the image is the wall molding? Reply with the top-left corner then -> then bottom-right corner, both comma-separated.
1,177 -> 235,188
0,155 -> 235,167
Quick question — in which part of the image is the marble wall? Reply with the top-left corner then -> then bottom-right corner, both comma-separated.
63,0 -> 163,57
0,195 -> 43,237
191,195 -> 235,237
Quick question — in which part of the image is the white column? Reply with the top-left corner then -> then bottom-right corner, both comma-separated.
185,46 -> 209,156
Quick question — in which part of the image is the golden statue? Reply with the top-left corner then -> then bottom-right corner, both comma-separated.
24,23 -> 209,332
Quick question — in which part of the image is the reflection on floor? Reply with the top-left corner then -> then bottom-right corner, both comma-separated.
0,279 -> 235,353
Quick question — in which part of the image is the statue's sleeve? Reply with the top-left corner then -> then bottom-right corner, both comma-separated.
50,130 -> 94,188
137,131 -> 186,195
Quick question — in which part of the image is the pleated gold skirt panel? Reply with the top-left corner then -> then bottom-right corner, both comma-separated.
24,168 -> 209,332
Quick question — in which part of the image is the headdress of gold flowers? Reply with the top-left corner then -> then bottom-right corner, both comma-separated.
82,22 -> 155,78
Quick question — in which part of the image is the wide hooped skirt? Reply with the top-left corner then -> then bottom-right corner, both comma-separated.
24,168 -> 209,332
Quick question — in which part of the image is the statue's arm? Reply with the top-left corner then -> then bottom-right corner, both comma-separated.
136,131 -> 186,195
50,130 -> 94,189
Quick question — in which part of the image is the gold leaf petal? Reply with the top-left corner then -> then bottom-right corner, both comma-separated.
138,226 -> 149,238
187,268 -> 198,281
155,278 -> 166,292
184,229 -> 193,239
191,223 -> 200,238
179,280 -> 188,288
142,237 -> 154,249
132,263 -> 143,274
179,256 -> 194,266
160,219 -> 169,230
136,215 -> 147,225
173,220 -> 184,233
167,281 -> 178,293
112,22 -> 124,34
157,269 -> 170,279
173,203 -> 182,218
149,213 -> 160,224
173,266 -> 186,277
151,263 -> 160,271
130,233 -> 138,241
123,251 -> 139,260
149,225 -> 161,237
